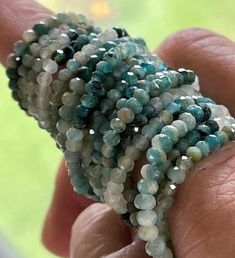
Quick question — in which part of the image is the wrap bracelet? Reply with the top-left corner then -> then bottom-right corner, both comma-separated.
6,12 -> 235,258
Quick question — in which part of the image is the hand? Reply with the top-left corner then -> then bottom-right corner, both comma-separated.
1,1 -> 235,258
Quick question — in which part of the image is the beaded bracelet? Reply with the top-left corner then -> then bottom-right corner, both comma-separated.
6,12 -> 235,258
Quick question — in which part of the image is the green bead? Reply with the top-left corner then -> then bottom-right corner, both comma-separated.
51,49 -> 66,65
81,94 -> 98,108
33,22 -> 50,37
126,97 -> 143,114
110,118 -> 126,133
146,147 -> 167,165
186,146 -> 202,162
103,130 -> 121,146
151,134 -> 173,153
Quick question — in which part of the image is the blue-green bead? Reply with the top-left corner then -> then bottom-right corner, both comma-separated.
123,71 -> 138,85
126,97 -> 143,114
126,86 -> 138,98
149,118 -> 164,133
145,165 -> 164,182
141,63 -> 155,75
186,104 -> 204,122
186,131 -> 201,145
96,61 -> 112,73
166,102 -> 180,115
137,179 -> 158,194
205,120 -> 219,133
176,138 -> 190,154
160,76 -> 171,91
197,124 -> 211,136
131,65 -> 146,79
133,89 -> 150,105
142,125 -> 157,140
101,144 -> 116,158
214,131 -> 228,145
205,134 -> 221,152
33,22 -> 50,36
167,167 -> 186,184
116,98 -> 127,110
66,59 -> 80,72
196,141 -> 210,156
146,147 -> 167,165
85,80 -> 106,96
151,134 -> 173,153
81,94 -> 98,108
134,193 -> 156,210
107,89 -> 122,101
103,130 -> 121,147
110,118 -> 126,133
161,125 -> 179,144
74,105 -> 90,118
194,96 -> 215,104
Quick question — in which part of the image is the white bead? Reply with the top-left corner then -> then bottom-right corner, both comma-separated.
42,59 -> 58,74
138,225 -> 159,241
107,181 -> 124,195
22,29 -> 37,43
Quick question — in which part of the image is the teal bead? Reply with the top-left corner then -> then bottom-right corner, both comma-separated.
126,97 -> 143,114
103,130 -> 121,146
85,80 -> 106,96
107,89 -> 122,101
142,125 -> 157,140
186,104 -> 204,122
151,134 -> 173,153
146,147 -> 167,165
33,22 -> 50,37
137,179 -> 158,194
66,59 -> 80,72
205,134 -> 221,152
134,193 -> 156,210
148,81 -> 160,97
96,61 -> 112,73
116,98 -> 127,110
141,63 -> 155,75
166,102 -> 180,115
81,94 -> 98,108
110,118 -> 126,133
196,141 -> 210,157
161,125 -> 179,144
176,138 -> 190,154
133,89 -> 150,105
205,120 -> 219,133
144,165 -> 164,182
149,117 -> 164,133
74,105 -> 90,118
123,71 -> 138,85
160,76 -> 171,91
186,131 -> 200,145
126,86 -> 138,98
197,124 -> 211,136
131,65 -> 146,79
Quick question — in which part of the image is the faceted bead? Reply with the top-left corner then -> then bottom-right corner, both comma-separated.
133,89 -> 150,105
137,179 -> 159,194
134,193 -> 156,210
136,210 -> 158,227
118,156 -> 135,172
146,147 -> 167,165
117,107 -> 135,123
125,145 -> 141,161
42,59 -> 58,74
205,120 -> 219,133
166,102 -> 181,115
103,130 -> 121,147
110,118 -> 126,133
214,131 -> 229,145
142,124 -> 157,140
107,181 -> 124,195
97,61 -> 112,73
107,89 -> 122,101
176,138 -> 190,154
161,125 -> 179,144
126,98 -> 143,114
186,104 -> 204,122
69,78 -> 86,95
141,164 -> 164,182
196,141 -> 210,157
74,104 -> 90,118
172,120 -> 188,137
186,131 -> 201,145
116,98 -> 127,110
138,225 -> 159,241
51,49 -> 66,65
81,94 -> 98,108
101,144 -> 115,158
159,110 -> 173,125
33,22 -> 50,37
133,135 -> 149,150
176,156 -> 193,172
179,112 -> 197,130
66,59 -> 80,73
197,124 -> 211,136
186,146 -> 203,162
110,168 -> 126,184
205,134 -> 221,152
151,134 -> 173,153
167,166 -> 186,184
145,237 -> 166,257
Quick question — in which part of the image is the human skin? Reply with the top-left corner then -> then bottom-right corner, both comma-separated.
1,1 -> 235,257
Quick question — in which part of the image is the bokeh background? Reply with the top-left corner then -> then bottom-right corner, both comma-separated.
0,0 -> 235,257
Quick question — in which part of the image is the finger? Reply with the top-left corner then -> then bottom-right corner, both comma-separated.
70,203 -> 148,258
42,160 -> 95,257
157,28 -> 235,115
168,143 -> 235,258
0,0 -> 50,65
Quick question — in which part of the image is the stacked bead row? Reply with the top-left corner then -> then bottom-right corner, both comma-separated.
6,13 -> 235,258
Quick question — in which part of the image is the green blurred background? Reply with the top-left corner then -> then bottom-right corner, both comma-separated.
0,0 -> 235,257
